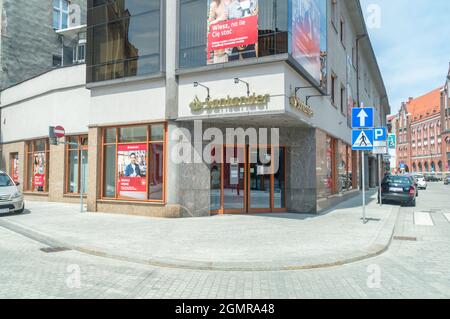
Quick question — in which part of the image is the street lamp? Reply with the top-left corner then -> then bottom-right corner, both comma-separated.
193,82 -> 210,100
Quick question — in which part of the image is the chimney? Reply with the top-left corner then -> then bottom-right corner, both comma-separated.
408,97 -> 414,103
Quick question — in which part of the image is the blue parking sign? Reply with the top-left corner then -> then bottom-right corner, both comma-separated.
374,127 -> 387,141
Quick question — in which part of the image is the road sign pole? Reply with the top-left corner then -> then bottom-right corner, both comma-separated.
361,150 -> 367,224
80,146 -> 84,213
378,154 -> 383,206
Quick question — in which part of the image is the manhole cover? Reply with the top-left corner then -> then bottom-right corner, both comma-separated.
40,247 -> 71,253
393,236 -> 417,242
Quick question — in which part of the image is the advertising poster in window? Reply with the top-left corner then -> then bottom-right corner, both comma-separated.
117,144 -> 147,200
291,0 -> 326,84
11,155 -> 19,183
33,153 -> 46,189
207,0 -> 259,65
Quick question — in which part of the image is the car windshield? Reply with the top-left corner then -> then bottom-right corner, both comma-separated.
414,175 -> 424,179
0,173 -> 15,187
383,176 -> 411,184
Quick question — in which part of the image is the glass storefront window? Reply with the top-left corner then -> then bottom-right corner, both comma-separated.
179,0 -> 289,69
66,136 -> 89,194
25,139 -> 50,193
102,123 -> 166,202
119,126 -> 147,143
105,128 -> 117,143
103,145 -> 117,198
150,124 -> 165,142
316,130 -> 335,199
87,0 -> 161,83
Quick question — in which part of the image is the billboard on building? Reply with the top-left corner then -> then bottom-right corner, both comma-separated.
291,0 -> 327,85
117,144 -> 147,200
207,0 -> 259,65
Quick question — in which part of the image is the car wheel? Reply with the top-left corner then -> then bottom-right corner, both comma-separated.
17,204 -> 25,214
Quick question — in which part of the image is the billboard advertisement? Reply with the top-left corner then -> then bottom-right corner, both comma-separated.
291,0 -> 326,85
207,0 -> 259,65
117,144 -> 147,200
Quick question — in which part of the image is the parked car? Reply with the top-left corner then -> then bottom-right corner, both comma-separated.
0,171 -> 24,215
444,176 -> 450,185
414,174 -> 428,190
404,174 -> 419,196
379,175 -> 417,207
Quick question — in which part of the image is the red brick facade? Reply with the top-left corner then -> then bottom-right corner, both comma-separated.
393,80 -> 449,174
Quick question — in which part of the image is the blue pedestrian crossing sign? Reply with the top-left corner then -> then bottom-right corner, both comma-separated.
374,127 -> 387,141
352,108 -> 374,128
352,129 -> 374,151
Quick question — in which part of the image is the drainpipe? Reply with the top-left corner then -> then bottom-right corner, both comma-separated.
355,34 -> 367,109
355,34 -> 367,190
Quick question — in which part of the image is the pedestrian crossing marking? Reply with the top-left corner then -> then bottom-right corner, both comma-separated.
414,212 -> 434,226
352,131 -> 373,148
444,213 -> 450,224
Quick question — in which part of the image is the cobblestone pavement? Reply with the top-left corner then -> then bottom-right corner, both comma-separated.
0,183 -> 449,299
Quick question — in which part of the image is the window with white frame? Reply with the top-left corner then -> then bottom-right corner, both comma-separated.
73,40 -> 86,64
53,0 -> 69,30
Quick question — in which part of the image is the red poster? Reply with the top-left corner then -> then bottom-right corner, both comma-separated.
34,174 -> 45,187
207,15 -> 258,52
117,143 -> 147,200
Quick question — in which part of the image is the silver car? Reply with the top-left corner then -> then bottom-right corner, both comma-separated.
0,171 -> 24,214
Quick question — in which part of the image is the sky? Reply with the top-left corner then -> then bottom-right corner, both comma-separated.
359,0 -> 450,114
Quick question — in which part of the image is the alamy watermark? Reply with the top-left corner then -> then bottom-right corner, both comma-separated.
170,120 -> 281,173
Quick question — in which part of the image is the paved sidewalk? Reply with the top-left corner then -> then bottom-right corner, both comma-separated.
0,190 -> 398,271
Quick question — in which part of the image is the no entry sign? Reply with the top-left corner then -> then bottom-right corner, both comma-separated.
54,126 -> 65,138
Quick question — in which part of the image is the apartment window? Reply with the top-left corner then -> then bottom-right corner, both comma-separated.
73,42 -> 86,64
87,0 -> 161,83
53,55 -> 62,67
102,123 -> 166,202
179,0 -> 289,69
331,74 -> 337,106
53,0 -> 69,30
66,136 -> 88,194
331,0 -> 338,28
25,140 -> 50,193
340,84 -> 345,114
340,17 -> 345,44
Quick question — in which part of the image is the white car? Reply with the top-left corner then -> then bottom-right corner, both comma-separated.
414,174 -> 427,190
0,171 -> 24,214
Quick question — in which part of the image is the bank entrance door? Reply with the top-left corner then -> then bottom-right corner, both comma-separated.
210,145 -> 286,214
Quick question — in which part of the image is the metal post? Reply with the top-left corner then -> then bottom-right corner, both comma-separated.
80,147 -> 85,213
378,154 -> 383,206
362,151 -> 367,224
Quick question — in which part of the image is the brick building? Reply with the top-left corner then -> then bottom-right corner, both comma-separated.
441,64 -> 450,172
393,83 -> 449,174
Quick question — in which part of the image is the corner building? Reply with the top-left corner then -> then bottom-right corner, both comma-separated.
0,0 -> 390,217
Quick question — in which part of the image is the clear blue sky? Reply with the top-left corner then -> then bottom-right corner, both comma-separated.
360,0 -> 450,114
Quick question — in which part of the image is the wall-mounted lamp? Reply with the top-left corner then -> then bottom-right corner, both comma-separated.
193,82 -> 210,100
306,94 -> 330,106
294,86 -> 315,97
234,78 -> 250,97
